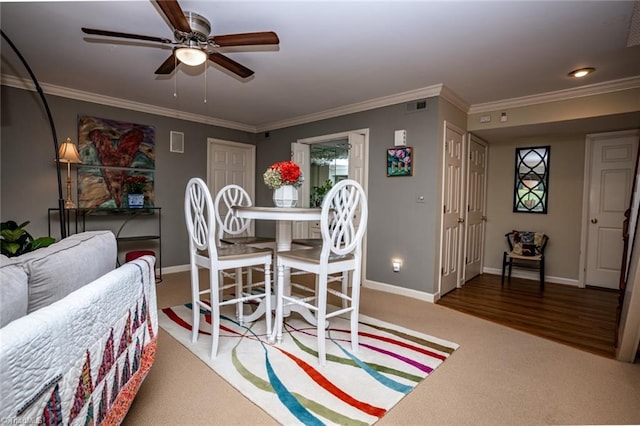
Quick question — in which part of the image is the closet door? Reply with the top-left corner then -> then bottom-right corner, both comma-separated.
440,121 -> 465,296
464,135 -> 488,282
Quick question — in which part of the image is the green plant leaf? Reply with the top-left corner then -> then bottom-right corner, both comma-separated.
31,237 -> 56,251
1,242 -> 21,255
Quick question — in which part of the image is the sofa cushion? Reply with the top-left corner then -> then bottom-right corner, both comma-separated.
20,231 -> 117,313
0,255 -> 29,327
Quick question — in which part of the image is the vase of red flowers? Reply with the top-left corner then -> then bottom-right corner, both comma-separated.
263,161 -> 303,207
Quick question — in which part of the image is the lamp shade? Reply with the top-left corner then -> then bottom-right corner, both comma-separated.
175,47 -> 207,66
57,137 -> 82,164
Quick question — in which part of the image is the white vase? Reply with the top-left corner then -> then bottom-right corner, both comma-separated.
273,185 -> 298,207
128,193 -> 144,208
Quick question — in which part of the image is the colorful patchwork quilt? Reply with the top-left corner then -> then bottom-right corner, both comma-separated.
0,256 -> 157,425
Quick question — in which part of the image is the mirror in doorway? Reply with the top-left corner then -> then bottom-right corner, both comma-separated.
513,146 -> 550,214
310,140 -> 349,207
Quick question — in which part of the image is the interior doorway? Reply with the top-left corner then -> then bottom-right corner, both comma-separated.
292,129 -> 369,239
308,141 -> 350,207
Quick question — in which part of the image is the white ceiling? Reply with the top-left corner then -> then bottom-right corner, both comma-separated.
1,1 -> 639,134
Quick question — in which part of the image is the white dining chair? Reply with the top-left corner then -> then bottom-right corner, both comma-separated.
273,179 -> 368,365
214,184 -> 275,247
291,212 -> 348,308
184,177 -> 273,359
214,184 -> 276,292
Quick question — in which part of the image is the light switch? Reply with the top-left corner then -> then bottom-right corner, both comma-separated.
394,130 -> 407,146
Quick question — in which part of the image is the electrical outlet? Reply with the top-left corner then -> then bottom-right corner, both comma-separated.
392,259 -> 402,272
480,115 -> 491,123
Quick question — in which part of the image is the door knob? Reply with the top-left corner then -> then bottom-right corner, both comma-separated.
591,218 -> 598,224
457,218 -> 465,223
481,216 -> 487,221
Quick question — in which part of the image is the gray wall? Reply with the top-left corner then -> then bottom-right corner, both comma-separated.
1,85 -> 255,267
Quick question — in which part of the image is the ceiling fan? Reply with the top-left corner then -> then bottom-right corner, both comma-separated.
81,0 -> 279,78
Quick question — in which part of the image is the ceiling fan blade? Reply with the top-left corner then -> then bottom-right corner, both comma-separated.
155,52 -> 178,74
208,52 -> 254,78
153,0 -> 191,33
82,27 -> 172,44
211,31 -> 279,47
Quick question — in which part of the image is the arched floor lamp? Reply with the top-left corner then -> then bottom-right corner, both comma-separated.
1,30 -> 67,238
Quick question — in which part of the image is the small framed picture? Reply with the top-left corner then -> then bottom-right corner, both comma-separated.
387,147 -> 413,177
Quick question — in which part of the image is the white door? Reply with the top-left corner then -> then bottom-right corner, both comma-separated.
464,134 -> 488,282
440,122 -> 466,296
207,138 -> 255,227
583,130 -> 639,289
291,142 -> 310,239
348,132 -> 366,187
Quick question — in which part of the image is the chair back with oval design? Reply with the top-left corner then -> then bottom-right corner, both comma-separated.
320,179 -> 368,259
214,184 -> 254,242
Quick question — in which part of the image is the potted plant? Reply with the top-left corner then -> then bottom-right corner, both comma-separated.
1,220 -> 55,257
311,179 -> 333,207
124,175 -> 147,208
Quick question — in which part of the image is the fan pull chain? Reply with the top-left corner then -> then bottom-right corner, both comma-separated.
173,55 -> 178,98
203,62 -> 207,104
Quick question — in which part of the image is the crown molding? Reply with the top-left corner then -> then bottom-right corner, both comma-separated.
256,84 -> 451,133
4,73 -> 637,134
468,75 -> 640,114
0,74 -> 256,133
439,85 -> 470,113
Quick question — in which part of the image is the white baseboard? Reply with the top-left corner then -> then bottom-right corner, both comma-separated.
482,267 -> 579,287
160,264 -> 190,277
364,279 -> 437,303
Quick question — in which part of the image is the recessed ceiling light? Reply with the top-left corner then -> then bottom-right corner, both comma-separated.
568,67 -> 595,78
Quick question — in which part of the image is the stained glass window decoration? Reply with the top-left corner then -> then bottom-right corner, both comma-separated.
513,146 -> 550,214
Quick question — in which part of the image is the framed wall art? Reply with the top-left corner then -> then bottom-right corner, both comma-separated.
76,115 -> 156,208
387,147 -> 413,177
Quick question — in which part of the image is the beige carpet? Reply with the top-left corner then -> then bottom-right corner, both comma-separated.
124,271 -> 640,425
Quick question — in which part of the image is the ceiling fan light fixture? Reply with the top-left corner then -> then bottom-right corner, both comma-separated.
568,67 -> 595,78
175,47 -> 207,66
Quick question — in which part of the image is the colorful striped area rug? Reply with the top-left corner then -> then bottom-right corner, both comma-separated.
158,303 -> 458,425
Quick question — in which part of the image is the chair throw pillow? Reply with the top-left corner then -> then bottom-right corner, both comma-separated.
512,230 -> 543,256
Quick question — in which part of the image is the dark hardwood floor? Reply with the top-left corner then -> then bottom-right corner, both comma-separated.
437,273 -> 619,358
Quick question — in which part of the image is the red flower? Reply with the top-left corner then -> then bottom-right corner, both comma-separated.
274,161 -> 301,184
264,161 -> 304,189
124,175 -> 147,193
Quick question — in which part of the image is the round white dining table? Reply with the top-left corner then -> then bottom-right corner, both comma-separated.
232,206 -> 321,251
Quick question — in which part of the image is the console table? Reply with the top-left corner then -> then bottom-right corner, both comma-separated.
48,207 -> 162,282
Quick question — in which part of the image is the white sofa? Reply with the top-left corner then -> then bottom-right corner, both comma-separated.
0,230 -> 158,425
